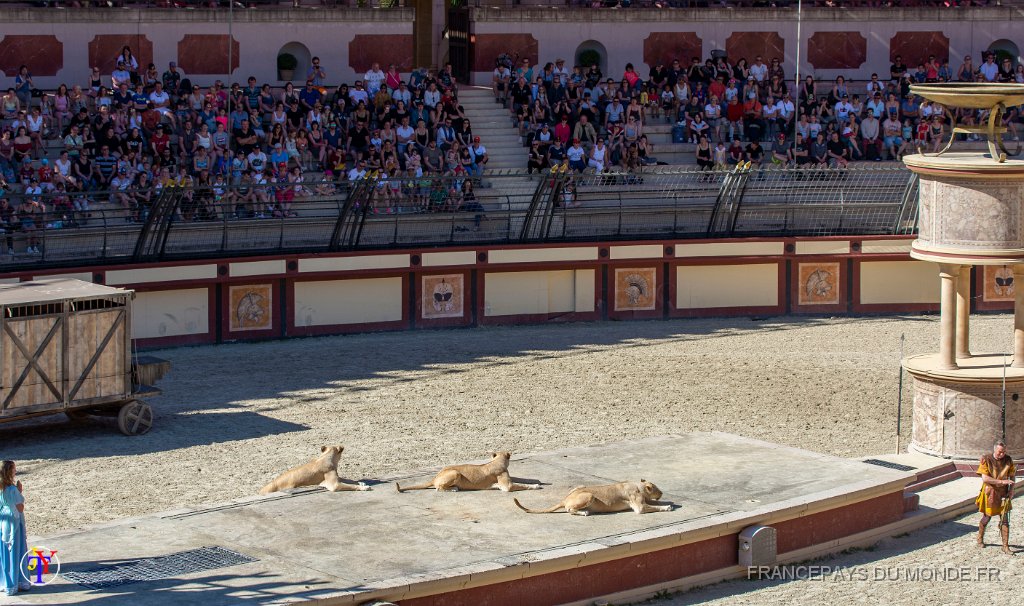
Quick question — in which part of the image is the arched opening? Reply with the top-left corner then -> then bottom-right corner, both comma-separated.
575,40 -> 608,76
987,39 -> 1020,68
277,42 -> 311,83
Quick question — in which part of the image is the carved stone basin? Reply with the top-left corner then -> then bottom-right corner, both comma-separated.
910,82 -> 1024,109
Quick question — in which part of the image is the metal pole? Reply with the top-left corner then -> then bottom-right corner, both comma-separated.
227,0 -> 234,165
793,0 -> 802,145
896,332 -> 905,454
1003,354 -> 1008,442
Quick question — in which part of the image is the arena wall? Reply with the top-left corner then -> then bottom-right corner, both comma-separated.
0,7 -> 415,89
2,7 -> 1021,89
469,7 -> 1024,85
6,234 -> 1011,349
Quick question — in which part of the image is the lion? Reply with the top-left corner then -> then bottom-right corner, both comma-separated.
259,445 -> 370,495
394,451 -> 541,493
513,480 -> 672,515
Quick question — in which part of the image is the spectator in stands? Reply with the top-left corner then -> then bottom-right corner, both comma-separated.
14,66 -> 33,109
860,112 -> 882,161
826,130 -> 849,168
974,54 -> 999,82
744,138 -> 764,167
567,138 -> 586,172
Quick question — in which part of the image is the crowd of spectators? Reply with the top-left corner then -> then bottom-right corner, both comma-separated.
0,48 -> 497,253
496,49 -> 1022,177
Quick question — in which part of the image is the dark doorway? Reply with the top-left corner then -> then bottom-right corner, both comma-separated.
447,3 -> 472,83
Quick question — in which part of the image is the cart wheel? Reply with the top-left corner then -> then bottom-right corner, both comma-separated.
117,400 -> 153,436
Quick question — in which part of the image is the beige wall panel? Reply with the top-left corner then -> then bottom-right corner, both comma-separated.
676,264 -> 779,309
230,260 -> 286,277
133,288 -> 209,339
860,239 -> 913,254
796,241 -> 850,255
484,270 -> 578,317
293,278 -> 403,327
675,242 -> 785,258
298,255 -> 410,273
32,272 -> 93,283
610,245 -> 664,260
860,261 -> 939,304
107,265 -> 217,285
422,251 -> 477,267
488,247 -> 598,264
574,269 -> 596,313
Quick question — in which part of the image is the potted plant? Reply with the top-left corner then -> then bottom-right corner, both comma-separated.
277,53 -> 298,82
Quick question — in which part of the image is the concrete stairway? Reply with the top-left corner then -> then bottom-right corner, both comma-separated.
458,86 -> 526,172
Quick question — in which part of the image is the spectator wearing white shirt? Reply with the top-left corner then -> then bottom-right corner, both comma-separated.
391,82 -> 411,107
348,161 -> 367,181
749,56 -> 769,84
364,62 -> 386,95
979,54 -> 999,82
423,83 -> 441,108
762,95 -> 779,138
860,114 -> 882,161
493,64 -> 511,103
348,81 -> 369,106
247,149 -> 268,174
395,117 -> 414,156
776,93 -> 795,134
865,73 -> 884,97
553,58 -> 571,84
834,95 -> 854,125
566,139 -> 586,172
111,61 -> 132,89
865,92 -> 885,119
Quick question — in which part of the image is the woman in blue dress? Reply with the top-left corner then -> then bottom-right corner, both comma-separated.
0,460 -> 29,596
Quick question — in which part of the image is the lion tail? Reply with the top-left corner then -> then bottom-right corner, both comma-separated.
395,480 -> 434,493
513,497 -> 563,514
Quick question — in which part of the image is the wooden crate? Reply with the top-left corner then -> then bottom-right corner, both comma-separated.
1,279 -> 133,418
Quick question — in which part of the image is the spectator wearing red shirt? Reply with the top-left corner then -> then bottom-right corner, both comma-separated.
623,63 -> 641,90
708,76 -> 726,104
150,125 -> 170,157
725,96 -> 744,141
554,115 -> 571,146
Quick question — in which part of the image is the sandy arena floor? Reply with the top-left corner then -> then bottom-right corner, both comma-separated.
2,314 -> 1020,603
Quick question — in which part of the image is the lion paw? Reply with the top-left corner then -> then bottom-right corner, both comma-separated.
357,483 -> 371,491
658,505 -> 672,511
528,483 -> 543,490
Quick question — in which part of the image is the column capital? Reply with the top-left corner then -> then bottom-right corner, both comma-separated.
938,263 -> 962,279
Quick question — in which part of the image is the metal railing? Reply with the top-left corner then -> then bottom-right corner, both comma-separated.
0,166 -> 917,271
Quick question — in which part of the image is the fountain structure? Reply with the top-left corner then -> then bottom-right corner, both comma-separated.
903,83 -> 1024,459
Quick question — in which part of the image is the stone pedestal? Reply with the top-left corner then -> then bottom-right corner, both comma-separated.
903,153 -> 1024,460
905,353 -> 1024,460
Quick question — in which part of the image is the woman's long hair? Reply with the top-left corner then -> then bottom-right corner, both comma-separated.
0,461 -> 14,489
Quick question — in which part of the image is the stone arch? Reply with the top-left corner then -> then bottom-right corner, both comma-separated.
987,39 -> 1020,67
575,40 -> 608,75
277,41 -> 311,83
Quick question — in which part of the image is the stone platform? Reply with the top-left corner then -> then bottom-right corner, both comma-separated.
11,433 -> 919,606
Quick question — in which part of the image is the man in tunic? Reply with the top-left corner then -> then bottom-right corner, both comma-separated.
977,441 -> 1015,554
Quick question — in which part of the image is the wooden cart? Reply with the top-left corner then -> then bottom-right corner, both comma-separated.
0,279 -> 169,435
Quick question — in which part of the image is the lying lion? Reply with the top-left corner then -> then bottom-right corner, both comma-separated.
514,480 -> 672,515
394,451 -> 541,493
259,445 -> 370,495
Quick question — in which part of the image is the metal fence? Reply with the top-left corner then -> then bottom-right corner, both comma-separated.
0,166 -> 917,271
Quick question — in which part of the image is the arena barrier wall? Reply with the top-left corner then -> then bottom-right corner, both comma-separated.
7,234 -> 1009,349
